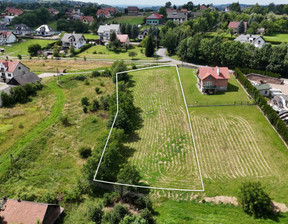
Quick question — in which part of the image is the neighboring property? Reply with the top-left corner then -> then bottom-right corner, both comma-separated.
0,198 -> 63,224
234,34 -> 266,48
228,21 -> 248,33
13,24 -> 33,36
2,16 -> 15,25
0,24 -> 8,31
166,8 -> 177,14
4,7 -> 23,16
97,24 -> 121,41
138,29 -> 148,40
0,60 -> 41,86
127,6 -> 139,16
61,33 -> 86,49
35,24 -> 57,36
145,13 -> 164,25
167,12 -> 187,25
0,82 -> 14,107
254,83 -> 271,97
200,5 -> 207,10
197,66 -> 230,94
48,8 -> 59,15
0,31 -> 17,45
80,16 -> 94,25
117,34 -> 130,46
96,7 -> 116,18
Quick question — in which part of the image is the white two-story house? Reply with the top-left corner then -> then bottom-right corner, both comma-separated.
97,24 -> 121,41
61,33 -> 86,49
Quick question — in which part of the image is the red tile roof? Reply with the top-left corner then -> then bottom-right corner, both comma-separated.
0,31 -> 13,39
228,21 -> 248,29
80,16 -> 94,22
200,5 -> 207,10
0,199 -> 64,224
5,7 -> 23,16
97,7 -> 116,15
146,13 -> 163,20
181,8 -> 188,12
0,60 -> 19,72
197,66 -> 230,80
117,34 -> 129,43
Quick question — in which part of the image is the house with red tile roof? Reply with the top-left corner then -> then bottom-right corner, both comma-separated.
0,31 -> 17,45
4,7 -> 23,16
228,21 -> 248,33
200,5 -> 207,10
0,198 -> 63,224
96,7 -> 116,18
80,16 -> 94,25
197,66 -> 230,94
117,34 -> 130,46
146,13 -> 164,25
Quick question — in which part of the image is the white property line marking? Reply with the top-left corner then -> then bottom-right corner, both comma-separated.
93,65 -> 205,192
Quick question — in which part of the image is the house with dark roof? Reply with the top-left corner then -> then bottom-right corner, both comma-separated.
138,29 -> 149,40
13,24 -> 33,36
0,60 -> 40,86
80,16 -> 94,25
228,21 -> 248,33
146,13 -> 164,25
97,24 -> 121,41
234,34 -> 266,48
197,66 -> 230,94
167,12 -> 187,25
61,33 -> 86,49
0,24 -> 8,31
0,198 -> 63,224
0,31 -> 17,45
127,6 -> 139,16
36,25 -> 57,36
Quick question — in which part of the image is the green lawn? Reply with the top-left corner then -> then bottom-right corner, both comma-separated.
205,31 -> 236,39
47,20 -> 57,30
83,34 -> 98,39
78,45 -> 151,60
155,200 -> 288,223
179,67 -> 250,105
263,33 -> 288,43
3,39 -> 55,57
107,15 -> 145,24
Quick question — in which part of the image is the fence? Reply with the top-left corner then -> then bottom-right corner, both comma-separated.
187,101 -> 255,107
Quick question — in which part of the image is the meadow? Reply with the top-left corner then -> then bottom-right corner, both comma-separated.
263,33 -> 288,43
107,15 -> 145,25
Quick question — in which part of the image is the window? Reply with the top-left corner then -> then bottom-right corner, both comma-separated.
18,66 -> 21,70
7,73 -> 11,77
204,81 -> 212,86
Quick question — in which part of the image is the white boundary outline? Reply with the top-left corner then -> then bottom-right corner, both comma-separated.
93,65 -> 205,192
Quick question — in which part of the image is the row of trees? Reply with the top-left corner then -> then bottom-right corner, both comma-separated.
120,23 -> 139,40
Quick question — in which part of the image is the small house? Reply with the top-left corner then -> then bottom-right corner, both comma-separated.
96,7 -> 116,19
36,25 -> 57,36
117,34 -> 130,46
4,7 -> 23,16
61,33 -> 86,49
97,24 -> 121,41
146,13 -> 164,25
167,12 -> 187,25
254,83 -> 271,97
197,66 -> 230,94
13,24 -> 33,36
138,29 -> 148,40
234,34 -> 266,48
228,21 -> 248,33
2,16 -> 15,25
80,16 -> 94,25
127,6 -> 139,16
0,31 -> 17,45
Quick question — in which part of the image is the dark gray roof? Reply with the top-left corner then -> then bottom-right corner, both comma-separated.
61,33 -> 85,43
10,72 -> 41,86
14,24 -> 32,31
234,34 -> 265,44
167,12 -> 187,19
0,24 -> 8,31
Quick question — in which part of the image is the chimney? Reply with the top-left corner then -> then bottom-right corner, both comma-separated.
217,67 -> 220,76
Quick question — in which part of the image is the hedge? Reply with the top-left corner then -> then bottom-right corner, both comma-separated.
240,68 -> 281,78
235,68 -> 288,144
72,44 -> 92,56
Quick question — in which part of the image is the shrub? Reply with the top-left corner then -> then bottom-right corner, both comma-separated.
73,75 -> 86,81
24,83 -> 37,96
92,71 -> 100,78
87,204 -> 103,224
131,63 -> 137,69
103,192 -> 119,207
18,123 -> 24,129
28,44 -> 41,57
78,146 -> 92,158
140,208 -> 155,224
95,87 -> 101,94
11,86 -> 27,103
84,56 -> 87,61
1,92 -> 15,107
60,114 -> 70,126
238,181 -> 272,218
81,97 -> 89,106
93,51 -> 97,54
102,68 -> 111,77
17,54 -> 22,60
89,99 -> 100,112
83,106 -> 88,113
100,95 -> 110,110
64,186 -> 82,203
84,79 -> 90,85
99,81 -> 104,86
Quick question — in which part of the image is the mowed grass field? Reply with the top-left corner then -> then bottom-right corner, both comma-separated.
107,15 -> 145,24
179,67 -> 250,105
78,45 -> 150,60
2,39 -> 55,56
263,33 -> 288,43
123,67 -> 202,189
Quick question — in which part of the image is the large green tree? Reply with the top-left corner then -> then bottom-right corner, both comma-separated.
145,35 -> 155,57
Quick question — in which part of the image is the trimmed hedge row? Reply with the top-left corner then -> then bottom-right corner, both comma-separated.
240,68 -> 281,78
235,68 -> 288,144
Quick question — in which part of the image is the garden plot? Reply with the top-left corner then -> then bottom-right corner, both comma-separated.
126,67 -> 203,190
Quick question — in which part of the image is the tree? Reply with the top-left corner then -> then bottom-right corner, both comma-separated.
53,45 -> 59,57
145,35 -> 155,57
28,44 -> 41,57
237,20 -> 245,34
110,32 -> 117,42
128,51 -> 137,60
228,27 -> 234,37
238,181 -> 273,218
230,2 -> 241,12
110,60 -> 128,83
131,24 -> 139,39
161,28 -> 178,55
165,1 -> 172,8
11,86 -> 27,103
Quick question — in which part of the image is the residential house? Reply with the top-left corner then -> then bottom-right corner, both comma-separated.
0,31 -> 17,45
0,60 -> 41,86
13,24 -> 33,36
48,8 -> 60,15
191,11 -> 202,18
4,7 -> 23,16
127,6 -> 139,16
117,34 -> 130,46
228,21 -> 248,33
254,83 -> 271,97
167,12 -> 187,25
36,24 -> 57,36
200,5 -> 207,10
197,66 -> 230,94
2,16 -> 15,25
0,24 -> 8,31
225,6 -> 230,12
97,24 -> 121,41
0,197 -> 63,224
181,8 -> 188,15
105,7 -> 116,16
138,29 -> 148,40
166,8 -> 177,14
145,13 -> 164,25
234,34 -> 266,48
80,16 -> 94,25
96,7 -> 116,18
61,33 -> 86,49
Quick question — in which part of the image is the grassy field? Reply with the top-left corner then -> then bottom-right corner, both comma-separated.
179,67 -> 250,105
263,33 -> 288,43
48,20 -> 57,30
2,39 -> 55,57
78,45 -> 151,60
107,15 -> 145,24
83,34 -> 99,39
22,59 -> 112,73
205,31 -> 236,39
0,74 -> 114,201
117,67 -> 202,189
